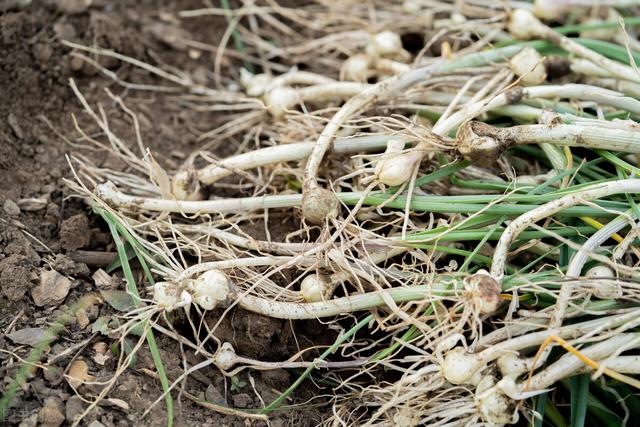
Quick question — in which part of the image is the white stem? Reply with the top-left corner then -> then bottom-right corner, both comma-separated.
509,124 -> 640,152
170,223 -> 316,255
589,356 -> 640,374
583,76 -> 640,99
476,311 -> 640,369
490,179 -> 640,281
238,283 -> 452,319
270,70 -> 336,88
526,334 -> 639,391
435,84 -> 640,137
549,211 -> 634,331
196,135 -> 399,185
293,82 -> 372,104
373,57 -> 411,75
457,121 -> 640,164
98,181 -> 304,213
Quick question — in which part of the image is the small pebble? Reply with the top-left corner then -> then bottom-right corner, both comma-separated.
32,270 -> 72,307
7,327 -> 56,347
7,113 -> 23,139
37,397 -> 65,427
3,199 -> 20,216
232,393 -> 253,408
205,384 -> 226,405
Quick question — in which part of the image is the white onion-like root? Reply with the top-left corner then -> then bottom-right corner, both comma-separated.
581,9 -> 620,40
508,9 -> 547,40
533,0 -> 571,20
240,69 -> 272,97
341,54 -> 371,82
365,31 -> 411,63
463,270 -> 503,315
402,0 -> 421,13
497,353 -> 530,379
153,282 -> 192,311
189,269 -> 232,310
585,266 -> 622,299
300,274 -> 334,302
171,170 -> 203,201
370,31 -> 403,57
215,342 -> 238,370
586,265 -> 615,278
375,139 -> 421,186
263,86 -> 299,119
475,375 -> 519,426
442,347 -> 486,385
509,47 -> 547,86
301,186 -> 340,224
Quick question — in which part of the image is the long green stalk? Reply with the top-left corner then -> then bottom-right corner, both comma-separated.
261,314 -> 374,413
98,209 -> 174,427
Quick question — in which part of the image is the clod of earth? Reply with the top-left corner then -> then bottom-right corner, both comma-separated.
32,269 -> 71,307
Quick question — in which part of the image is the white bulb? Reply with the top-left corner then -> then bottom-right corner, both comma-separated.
586,265 -> 614,278
300,274 -> 333,302
172,170 -> 203,201
240,69 -> 272,97
341,54 -> 370,82
475,376 -> 519,425
585,266 -> 622,299
263,87 -> 299,119
191,269 -> 231,311
442,347 -> 484,385
581,10 -> 620,41
402,0 -> 421,13
215,342 -> 237,370
533,0 -> 569,20
508,9 -> 544,40
375,141 -> 420,187
371,31 -> 403,57
153,282 -> 182,310
463,270 -> 502,315
509,47 -> 547,86
376,152 -> 420,186
450,12 -> 466,25
497,353 -> 529,379
301,187 -> 340,224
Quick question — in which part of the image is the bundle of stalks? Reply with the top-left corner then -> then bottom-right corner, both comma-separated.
52,1 -> 640,425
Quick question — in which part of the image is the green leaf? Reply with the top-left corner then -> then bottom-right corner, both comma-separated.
129,320 -> 145,337
97,207 -> 173,427
92,316 -> 112,335
100,290 -> 137,312
533,392 -> 548,427
261,314 -> 373,414
570,374 -> 590,427
122,337 -> 138,369
587,393 -> 623,427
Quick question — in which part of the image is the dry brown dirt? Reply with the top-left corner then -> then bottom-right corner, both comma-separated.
0,1 -> 328,425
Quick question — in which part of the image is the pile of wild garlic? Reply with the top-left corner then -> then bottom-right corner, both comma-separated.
64,1 -> 640,425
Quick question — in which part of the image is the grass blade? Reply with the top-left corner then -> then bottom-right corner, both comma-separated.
261,314 -> 374,414
98,209 -> 174,427
569,374 -> 590,427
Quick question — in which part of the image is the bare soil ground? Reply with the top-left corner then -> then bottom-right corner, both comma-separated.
0,2 -> 326,425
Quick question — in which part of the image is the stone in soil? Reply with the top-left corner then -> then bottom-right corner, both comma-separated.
37,396 -> 65,427
0,254 -> 34,301
7,327 -> 56,347
59,213 -> 91,251
31,269 -> 72,307
3,198 -> 20,216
